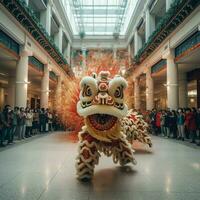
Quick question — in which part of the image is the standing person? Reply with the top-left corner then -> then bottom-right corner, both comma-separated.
32,109 -> 39,135
170,110 -> 177,139
185,108 -> 197,143
9,109 -> 15,143
149,109 -> 156,134
45,109 -> 49,132
164,111 -> 171,138
25,108 -> 33,138
160,110 -> 166,137
177,109 -> 185,141
18,107 -> 26,140
39,108 -> 46,133
48,111 -> 53,132
155,110 -> 161,135
0,110 -> 2,145
10,107 -> 20,143
196,108 -> 200,146
0,105 -> 12,146
184,108 -> 190,139
0,110 -> 2,146
191,108 -> 197,143
52,112 -> 58,131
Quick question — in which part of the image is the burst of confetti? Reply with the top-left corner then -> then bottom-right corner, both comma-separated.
56,49 -> 133,141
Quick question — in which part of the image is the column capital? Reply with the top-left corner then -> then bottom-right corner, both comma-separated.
81,46 -> 87,51
25,0 -> 29,5
48,0 -> 53,7
145,6 -> 150,13
41,89 -> 51,93
58,25 -> 63,33
45,66 -> 50,72
20,49 -> 32,57
144,66 -> 152,75
162,48 -> 175,59
59,74 -> 64,80
59,24 -> 64,30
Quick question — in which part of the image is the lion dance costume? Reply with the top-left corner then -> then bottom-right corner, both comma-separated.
76,71 -> 152,181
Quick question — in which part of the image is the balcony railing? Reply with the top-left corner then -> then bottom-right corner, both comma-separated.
28,56 -> 44,72
0,29 -> 20,55
151,59 -> 166,74
134,0 -> 200,64
175,31 -> 200,58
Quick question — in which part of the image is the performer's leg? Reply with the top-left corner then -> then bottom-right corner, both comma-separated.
76,131 -> 100,181
115,135 -> 137,166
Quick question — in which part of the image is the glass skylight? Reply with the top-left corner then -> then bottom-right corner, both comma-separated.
62,0 -> 139,36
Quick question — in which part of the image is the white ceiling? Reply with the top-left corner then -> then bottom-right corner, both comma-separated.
61,0 -> 139,36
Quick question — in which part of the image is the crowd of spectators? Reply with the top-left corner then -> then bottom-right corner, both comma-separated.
147,108 -> 200,146
2,104 -> 199,148
0,105 -> 63,147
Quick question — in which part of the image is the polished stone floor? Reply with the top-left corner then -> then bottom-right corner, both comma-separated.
0,132 -> 199,200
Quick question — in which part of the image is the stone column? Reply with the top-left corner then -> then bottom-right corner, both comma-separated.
67,43 -> 71,65
25,0 -> 29,5
55,26 -> 63,52
146,68 -> 154,110
40,65 -> 49,109
113,48 -> 117,60
128,44 -> 131,65
0,88 -> 5,110
64,47 -> 68,60
64,43 -> 71,64
179,73 -> 188,108
145,8 -> 155,42
163,50 -> 178,110
55,76 -> 62,109
15,50 -> 31,108
82,48 -> 87,72
166,0 -> 174,11
134,30 -> 142,56
134,77 -> 140,110
40,1 -> 52,35
7,77 -> 15,108
71,48 -> 75,68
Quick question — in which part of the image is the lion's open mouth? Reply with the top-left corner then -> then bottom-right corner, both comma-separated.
88,114 -> 117,131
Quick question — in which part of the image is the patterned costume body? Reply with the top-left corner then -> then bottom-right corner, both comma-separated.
76,71 -> 151,180
121,110 -> 152,147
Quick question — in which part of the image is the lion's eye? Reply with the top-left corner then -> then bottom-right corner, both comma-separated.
82,85 -> 92,97
114,88 -> 121,98
86,87 -> 92,96
114,86 -> 123,99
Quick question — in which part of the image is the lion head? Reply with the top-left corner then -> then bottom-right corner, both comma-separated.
77,71 -> 128,141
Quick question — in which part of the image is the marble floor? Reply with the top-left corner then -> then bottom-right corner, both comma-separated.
0,132 -> 199,200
